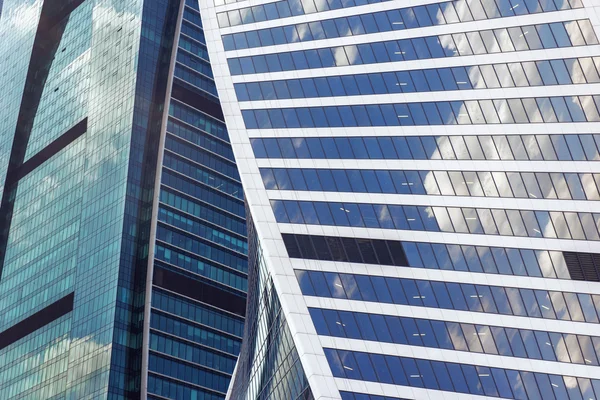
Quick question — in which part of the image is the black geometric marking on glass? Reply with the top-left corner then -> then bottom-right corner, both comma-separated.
0,0 -> 85,280
0,292 -> 74,351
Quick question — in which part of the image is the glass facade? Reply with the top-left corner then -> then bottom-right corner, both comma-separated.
326,348 -> 600,398
262,167 -> 600,201
228,217 -> 313,400
147,0 -> 248,399
242,95 -> 600,128
223,5 -> 585,50
272,199 -> 600,241
6,0 -> 600,396
340,393 -> 411,400
251,134 -> 600,161
235,57 -> 600,100
281,233 -> 578,279
228,20 -> 598,75
311,307 -> 600,365
217,0 -> 582,27
296,269 -> 600,323
0,0 -> 247,399
0,0 -> 179,397
199,0 -> 600,394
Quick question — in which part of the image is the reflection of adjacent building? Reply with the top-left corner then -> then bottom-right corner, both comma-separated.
199,0 -> 600,397
0,0 -> 247,399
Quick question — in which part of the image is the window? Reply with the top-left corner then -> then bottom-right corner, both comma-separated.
251,135 -> 600,162
298,270 -> 600,323
272,199 -> 600,241
324,348 -> 600,397
221,0 -> 583,47
242,95 -> 599,128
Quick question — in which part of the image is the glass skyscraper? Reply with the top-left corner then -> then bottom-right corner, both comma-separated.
146,0 -> 248,399
0,0 -> 246,399
5,0 -> 600,398
197,0 -> 600,398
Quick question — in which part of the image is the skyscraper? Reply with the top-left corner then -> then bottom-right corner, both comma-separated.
0,0 -> 246,399
198,0 -> 600,399
145,1 -> 248,399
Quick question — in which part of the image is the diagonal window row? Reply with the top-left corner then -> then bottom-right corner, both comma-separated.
175,64 -> 218,98
182,20 -> 206,45
261,167 -> 600,201
150,311 -> 242,355
150,331 -> 237,375
162,170 -> 244,217
153,288 -> 245,337
148,374 -> 223,400
223,0 -> 582,49
180,35 -> 209,62
184,5 -> 202,28
148,352 -> 231,393
325,348 -> 600,399
166,135 -> 240,181
242,95 -> 600,129
272,199 -> 600,241
250,134 -> 600,161
167,118 -> 235,163
166,152 -> 242,200
177,50 -> 213,79
235,57 -> 600,101
311,307 -> 600,365
340,392 -> 410,400
295,269 -> 600,323
227,20 -> 597,75
155,244 -> 248,292
282,233 -> 573,279
217,0 -> 396,26
157,225 -> 248,272
159,206 -> 247,254
218,0 -> 578,28
159,188 -> 247,236
170,100 -> 229,142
